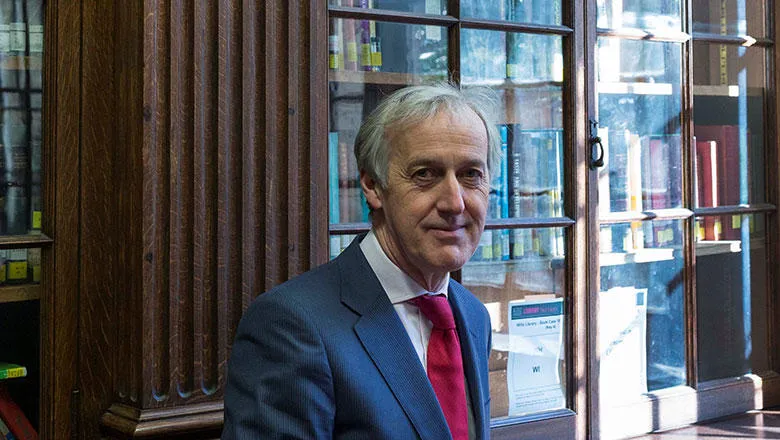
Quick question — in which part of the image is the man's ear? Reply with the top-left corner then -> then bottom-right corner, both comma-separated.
360,170 -> 383,210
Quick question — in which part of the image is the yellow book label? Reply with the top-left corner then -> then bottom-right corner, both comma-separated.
346,43 -> 358,62
33,265 -> 41,283
732,215 -> 741,229
7,261 -> 27,280
0,263 -> 6,284
329,54 -> 339,70
360,44 -> 371,66
371,52 -> 382,67
32,210 -> 42,229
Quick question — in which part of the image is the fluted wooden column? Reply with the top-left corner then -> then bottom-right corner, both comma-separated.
98,0 -> 327,437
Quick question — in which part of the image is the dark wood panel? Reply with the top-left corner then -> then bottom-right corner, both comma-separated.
170,0 -> 196,399
81,1 -> 121,438
44,0 -> 81,437
215,0 -> 244,405
143,0 -> 172,406
115,0 -> 145,409
193,0 -> 220,398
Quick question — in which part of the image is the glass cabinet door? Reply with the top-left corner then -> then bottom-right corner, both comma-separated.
595,1 -> 688,438
326,0 -> 575,432
0,0 -> 45,434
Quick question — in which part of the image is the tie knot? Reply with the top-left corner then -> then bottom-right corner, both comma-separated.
411,294 -> 456,329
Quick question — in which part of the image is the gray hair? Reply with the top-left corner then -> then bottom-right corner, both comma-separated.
354,83 -> 501,189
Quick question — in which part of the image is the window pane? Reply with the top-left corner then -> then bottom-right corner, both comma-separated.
462,30 -> 564,221
695,214 -> 769,381
328,21 -> 448,228
598,39 -> 683,214
599,220 -> 686,404
463,227 -> 567,419
0,0 -> 42,237
461,0 -> 562,26
691,0 -> 766,37
328,0 -> 446,15
597,0 -> 682,31
693,43 -> 765,206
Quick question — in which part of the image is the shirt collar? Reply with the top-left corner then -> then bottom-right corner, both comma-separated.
360,229 -> 449,305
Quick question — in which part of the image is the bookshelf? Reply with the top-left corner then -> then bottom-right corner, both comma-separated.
319,0 -> 780,439
9,0 -> 775,438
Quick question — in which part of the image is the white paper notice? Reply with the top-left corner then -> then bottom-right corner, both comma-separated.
599,287 -> 648,402
506,297 -> 565,416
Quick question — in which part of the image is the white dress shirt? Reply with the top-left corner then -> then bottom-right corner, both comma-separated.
360,230 -> 478,439
359,229 -> 449,371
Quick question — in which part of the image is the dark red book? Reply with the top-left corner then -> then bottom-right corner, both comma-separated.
695,125 -> 743,239
0,385 -> 36,440
695,140 -> 721,240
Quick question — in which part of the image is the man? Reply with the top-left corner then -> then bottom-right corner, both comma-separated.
223,83 -> 500,439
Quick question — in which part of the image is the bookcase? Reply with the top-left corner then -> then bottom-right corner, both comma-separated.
6,0 -> 778,439
322,0 -> 780,439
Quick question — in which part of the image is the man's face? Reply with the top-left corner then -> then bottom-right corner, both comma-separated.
363,108 -> 490,288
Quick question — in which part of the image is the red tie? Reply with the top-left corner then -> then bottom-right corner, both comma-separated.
411,294 -> 469,440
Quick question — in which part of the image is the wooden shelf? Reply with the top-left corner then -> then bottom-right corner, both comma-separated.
329,69 -> 445,86
598,81 -> 674,96
0,284 -> 40,304
693,84 -> 764,97
600,247 -> 677,267
0,233 -> 53,249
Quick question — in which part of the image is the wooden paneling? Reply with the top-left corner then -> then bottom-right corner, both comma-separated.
43,0 -> 82,438
101,0 -> 327,437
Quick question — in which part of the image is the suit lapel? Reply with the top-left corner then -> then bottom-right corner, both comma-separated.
449,281 -> 490,438
337,237 -> 451,439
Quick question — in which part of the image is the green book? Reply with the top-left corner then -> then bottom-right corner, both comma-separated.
0,362 -> 26,380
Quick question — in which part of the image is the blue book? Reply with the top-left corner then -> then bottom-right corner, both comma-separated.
328,132 -> 340,224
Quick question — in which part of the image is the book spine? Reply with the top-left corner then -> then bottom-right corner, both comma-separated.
328,16 -> 341,70
341,1 -> 358,71
0,365 -> 26,380
627,133 -> 643,250
0,416 -> 17,440
0,386 -> 36,440
338,141 -> 350,223
696,140 -> 721,240
359,0 -> 372,71
328,132 -> 340,224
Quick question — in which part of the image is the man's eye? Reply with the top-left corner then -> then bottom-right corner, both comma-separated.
462,169 -> 484,180
413,169 -> 434,179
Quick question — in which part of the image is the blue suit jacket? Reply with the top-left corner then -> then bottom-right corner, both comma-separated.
222,236 -> 492,439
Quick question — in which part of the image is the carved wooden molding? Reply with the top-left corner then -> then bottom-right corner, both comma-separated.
100,402 -> 223,439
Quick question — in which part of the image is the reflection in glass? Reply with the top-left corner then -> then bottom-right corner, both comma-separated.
461,30 -> 564,227
695,214 -> 768,381
462,0 -> 562,26
597,0 -> 681,30
462,227 -> 567,418
693,43 -> 765,206
328,21 -> 448,228
329,234 -> 358,260
0,246 -> 40,285
328,0 -> 445,15
599,220 -> 685,403
691,0 -> 765,37
598,40 -> 683,215
0,0 -> 42,237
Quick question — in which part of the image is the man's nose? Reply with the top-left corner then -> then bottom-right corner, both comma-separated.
436,173 -> 466,214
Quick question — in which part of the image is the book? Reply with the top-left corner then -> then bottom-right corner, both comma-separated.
0,364 -> 25,380
328,18 -> 342,70
0,384 -> 36,440
328,132 -> 340,224
695,140 -> 721,240
0,416 -> 16,440
358,0 -> 372,71
626,133 -> 644,250
337,141 -> 350,222
340,1 -> 358,71
694,125 -> 743,239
